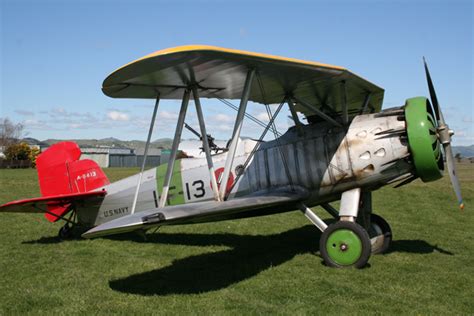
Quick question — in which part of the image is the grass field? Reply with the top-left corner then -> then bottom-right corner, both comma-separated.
0,165 -> 473,315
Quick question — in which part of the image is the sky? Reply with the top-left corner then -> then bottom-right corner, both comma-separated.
1,0 -> 473,145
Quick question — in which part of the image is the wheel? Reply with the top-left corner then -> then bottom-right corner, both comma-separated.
320,221 -> 371,268
368,214 -> 392,254
58,224 -> 72,240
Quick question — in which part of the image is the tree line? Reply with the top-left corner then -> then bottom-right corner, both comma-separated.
0,118 -> 40,168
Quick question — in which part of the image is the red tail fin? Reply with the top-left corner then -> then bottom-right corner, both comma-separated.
36,142 -> 110,222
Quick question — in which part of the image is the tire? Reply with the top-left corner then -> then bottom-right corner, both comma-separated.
320,221 -> 371,269
368,214 -> 392,255
58,225 -> 72,240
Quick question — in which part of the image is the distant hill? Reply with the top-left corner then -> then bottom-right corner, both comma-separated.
452,145 -> 474,158
39,137 -> 174,150
22,137 -> 474,157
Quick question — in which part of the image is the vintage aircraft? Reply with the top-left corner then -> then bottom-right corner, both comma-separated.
0,45 -> 463,268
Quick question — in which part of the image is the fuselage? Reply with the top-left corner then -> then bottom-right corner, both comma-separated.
77,109 -> 413,227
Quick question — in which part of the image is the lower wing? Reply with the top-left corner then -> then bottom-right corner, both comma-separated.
0,190 -> 107,215
83,188 -> 308,238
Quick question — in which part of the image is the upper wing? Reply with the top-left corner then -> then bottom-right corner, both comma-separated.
82,188 -> 309,238
102,45 -> 384,118
0,190 -> 107,213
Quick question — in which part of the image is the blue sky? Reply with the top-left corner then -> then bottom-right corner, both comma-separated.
1,0 -> 472,145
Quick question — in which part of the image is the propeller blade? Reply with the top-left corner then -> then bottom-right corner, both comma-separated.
423,57 -> 443,125
443,143 -> 464,210
422,58 -> 463,209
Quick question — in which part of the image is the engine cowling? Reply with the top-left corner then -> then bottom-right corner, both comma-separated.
405,97 -> 443,182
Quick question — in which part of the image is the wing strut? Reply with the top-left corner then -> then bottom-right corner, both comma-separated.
292,96 -> 342,128
264,100 -> 295,191
192,86 -> 221,201
340,80 -> 348,125
225,97 -> 287,199
219,68 -> 255,200
256,70 -> 294,192
159,89 -> 191,207
287,98 -> 302,129
359,93 -> 372,114
209,92 -> 282,137
131,94 -> 160,215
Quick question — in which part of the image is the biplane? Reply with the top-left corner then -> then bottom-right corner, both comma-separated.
0,45 -> 463,268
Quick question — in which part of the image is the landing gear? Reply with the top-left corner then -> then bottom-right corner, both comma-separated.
56,209 -> 79,240
319,221 -> 371,268
58,224 -> 73,240
302,190 -> 391,268
368,214 -> 392,254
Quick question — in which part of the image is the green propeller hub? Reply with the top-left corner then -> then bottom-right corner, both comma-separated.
405,97 -> 443,182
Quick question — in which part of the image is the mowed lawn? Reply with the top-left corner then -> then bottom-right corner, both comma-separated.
0,165 -> 473,315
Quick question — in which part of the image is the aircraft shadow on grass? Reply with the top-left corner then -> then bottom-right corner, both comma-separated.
108,225 -> 321,296
22,236 -> 80,244
21,225 -> 454,296
388,240 -> 454,255
107,226 -> 454,296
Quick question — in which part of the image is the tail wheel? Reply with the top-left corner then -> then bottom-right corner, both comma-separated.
368,214 -> 392,255
320,221 -> 371,268
58,224 -> 72,240
57,210 -> 78,240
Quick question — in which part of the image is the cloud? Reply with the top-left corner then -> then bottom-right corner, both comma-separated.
211,113 -> 234,123
49,107 -> 98,123
107,111 -> 130,121
17,102 -> 291,140
209,124 -> 233,132
450,126 -> 474,145
52,107 -> 66,115
256,112 -> 270,122
454,129 -> 473,138
159,111 -> 178,120
22,119 -> 57,131
462,117 -> 473,123
15,110 -> 35,116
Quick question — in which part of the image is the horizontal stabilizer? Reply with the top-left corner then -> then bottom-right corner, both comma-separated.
82,189 -> 308,238
0,190 -> 107,214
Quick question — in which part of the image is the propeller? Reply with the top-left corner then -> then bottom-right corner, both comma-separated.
423,58 -> 464,210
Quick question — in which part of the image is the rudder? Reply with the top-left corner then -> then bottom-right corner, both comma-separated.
36,142 -> 110,222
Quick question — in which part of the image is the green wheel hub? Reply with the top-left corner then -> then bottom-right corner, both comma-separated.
326,229 -> 363,266
405,97 -> 443,182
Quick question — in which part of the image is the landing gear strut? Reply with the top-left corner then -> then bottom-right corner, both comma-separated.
302,189 -> 394,268
57,209 -> 78,240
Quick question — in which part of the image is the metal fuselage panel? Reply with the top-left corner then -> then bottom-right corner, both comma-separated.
240,112 -> 412,205
78,112 -> 412,227
79,168 -> 158,226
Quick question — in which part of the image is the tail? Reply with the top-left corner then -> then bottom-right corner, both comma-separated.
36,142 -> 110,222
